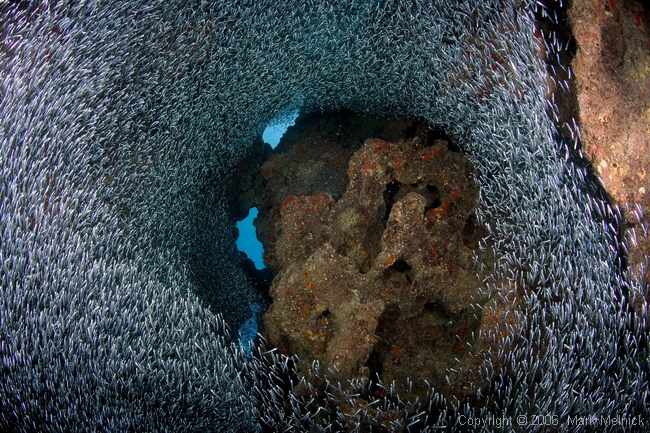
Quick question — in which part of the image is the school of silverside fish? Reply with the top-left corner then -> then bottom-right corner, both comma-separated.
1,0 -> 648,431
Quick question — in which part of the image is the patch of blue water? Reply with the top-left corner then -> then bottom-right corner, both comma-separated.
236,207 -> 264,270
262,109 -> 299,149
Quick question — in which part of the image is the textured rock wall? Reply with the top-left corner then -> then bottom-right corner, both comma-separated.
568,0 -> 650,296
262,133 -> 509,401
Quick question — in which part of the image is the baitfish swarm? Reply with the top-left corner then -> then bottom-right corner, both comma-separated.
1,0 -> 647,431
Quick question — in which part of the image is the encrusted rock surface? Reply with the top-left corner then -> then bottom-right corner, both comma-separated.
261,129 -> 513,399
567,0 -> 650,291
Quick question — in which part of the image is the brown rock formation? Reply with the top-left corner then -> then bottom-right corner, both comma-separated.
262,134 -> 515,400
568,0 -> 650,289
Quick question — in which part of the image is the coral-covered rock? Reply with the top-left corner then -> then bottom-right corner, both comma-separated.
263,135 -> 512,399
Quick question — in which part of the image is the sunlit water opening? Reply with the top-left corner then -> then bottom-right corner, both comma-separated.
262,109 -> 299,149
236,207 -> 264,270
236,109 -> 299,269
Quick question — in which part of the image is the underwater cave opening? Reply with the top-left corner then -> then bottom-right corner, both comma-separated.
235,109 -> 300,269
236,207 -> 265,270
262,109 -> 300,149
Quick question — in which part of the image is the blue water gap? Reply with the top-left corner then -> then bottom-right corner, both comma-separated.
236,207 -> 264,270
237,112 -> 300,355
236,110 -> 299,269
262,109 -> 299,149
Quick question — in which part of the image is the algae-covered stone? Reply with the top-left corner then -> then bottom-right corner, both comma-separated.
263,133 -> 514,400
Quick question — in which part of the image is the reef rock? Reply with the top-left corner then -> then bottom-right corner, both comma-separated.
568,0 -> 650,294
263,135 -> 509,398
